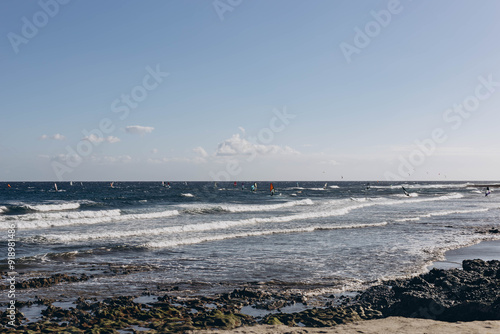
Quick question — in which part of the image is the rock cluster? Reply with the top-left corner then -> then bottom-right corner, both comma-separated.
356,259 -> 500,321
1,259 -> 499,332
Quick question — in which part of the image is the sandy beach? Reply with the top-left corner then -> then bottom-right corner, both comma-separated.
189,317 -> 500,334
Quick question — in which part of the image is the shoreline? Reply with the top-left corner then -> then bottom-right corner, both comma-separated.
1,238 -> 500,332
431,238 -> 500,270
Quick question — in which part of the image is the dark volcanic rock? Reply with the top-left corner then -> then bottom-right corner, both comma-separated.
356,259 -> 500,321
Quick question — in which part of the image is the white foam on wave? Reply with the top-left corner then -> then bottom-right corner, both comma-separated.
26,202 -> 81,212
181,193 -> 194,197
395,208 -> 489,222
7,209 -> 179,230
329,185 -> 339,189
185,199 -> 314,213
0,209 -> 122,222
45,203 -> 377,242
0,206 -> 7,214
143,222 -> 388,249
371,183 -> 469,190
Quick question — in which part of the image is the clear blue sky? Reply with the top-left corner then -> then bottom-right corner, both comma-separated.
1,0 -> 499,181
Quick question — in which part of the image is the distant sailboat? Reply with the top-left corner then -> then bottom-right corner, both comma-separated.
402,186 -> 410,196
70,181 -> 73,186
80,182 -> 83,186
54,183 -> 58,192
270,183 -> 275,196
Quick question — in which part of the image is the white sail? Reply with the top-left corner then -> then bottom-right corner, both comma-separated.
54,183 -> 58,192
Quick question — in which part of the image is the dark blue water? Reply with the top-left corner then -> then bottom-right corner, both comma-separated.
1,181 -> 499,300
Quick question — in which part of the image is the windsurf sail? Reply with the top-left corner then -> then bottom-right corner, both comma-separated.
214,182 -> 218,189
402,186 -> 410,196
54,183 -> 58,192
241,182 -> 245,190
270,183 -> 275,196
234,182 -> 237,187
251,182 -> 257,192
8,184 -> 11,188
110,182 -> 114,188
70,181 -> 73,186
323,183 -> 328,190
366,182 -> 370,190
485,187 -> 491,197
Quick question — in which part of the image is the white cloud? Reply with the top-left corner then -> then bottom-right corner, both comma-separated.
106,136 -> 121,143
321,159 -> 340,166
147,156 -> 206,164
215,133 -> 299,156
91,155 -> 132,163
40,133 -> 66,140
83,134 -> 121,144
193,146 -> 208,158
125,125 -> 154,135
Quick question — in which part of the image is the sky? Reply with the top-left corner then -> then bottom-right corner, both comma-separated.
1,0 -> 500,181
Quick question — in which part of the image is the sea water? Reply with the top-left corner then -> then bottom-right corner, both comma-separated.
1,181 -> 499,301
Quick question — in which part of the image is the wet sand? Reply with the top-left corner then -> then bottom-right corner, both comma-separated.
431,239 -> 500,270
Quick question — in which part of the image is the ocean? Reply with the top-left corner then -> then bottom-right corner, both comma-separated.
1,181 -> 499,302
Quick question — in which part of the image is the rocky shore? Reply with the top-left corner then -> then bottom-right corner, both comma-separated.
1,258 -> 499,333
